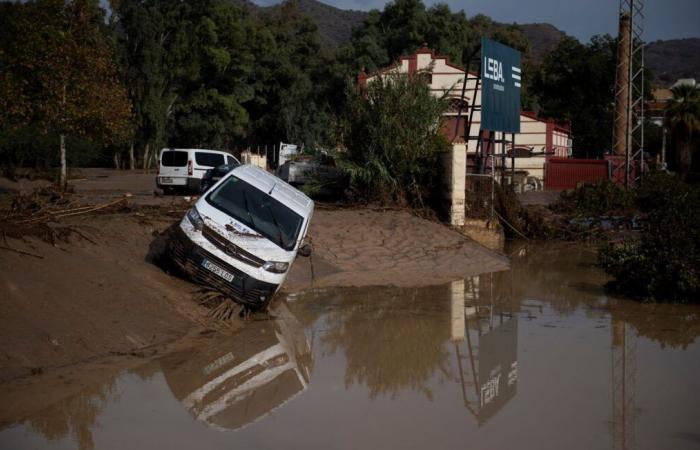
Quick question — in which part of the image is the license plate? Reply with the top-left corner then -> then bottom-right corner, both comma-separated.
202,259 -> 234,282
161,177 -> 173,184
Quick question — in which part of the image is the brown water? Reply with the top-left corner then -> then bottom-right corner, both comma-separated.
2,243 -> 700,450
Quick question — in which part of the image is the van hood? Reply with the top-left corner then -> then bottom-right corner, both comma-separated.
197,201 -> 294,263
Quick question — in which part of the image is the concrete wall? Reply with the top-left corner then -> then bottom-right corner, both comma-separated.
240,151 -> 267,170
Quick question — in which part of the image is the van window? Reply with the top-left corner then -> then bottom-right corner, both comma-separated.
226,156 -> 235,165
206,176 -> 303,251
195,152 -> 225,167
161,151 -> 188,167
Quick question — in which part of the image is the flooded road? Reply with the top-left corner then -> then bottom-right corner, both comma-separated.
2,243 -> 700,450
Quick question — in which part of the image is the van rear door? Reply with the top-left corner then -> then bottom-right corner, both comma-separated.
159,150 -> 189,186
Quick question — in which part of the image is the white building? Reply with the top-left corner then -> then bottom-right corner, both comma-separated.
359,46 -> 572,185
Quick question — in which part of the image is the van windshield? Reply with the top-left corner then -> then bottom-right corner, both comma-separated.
205,176 -> 303,251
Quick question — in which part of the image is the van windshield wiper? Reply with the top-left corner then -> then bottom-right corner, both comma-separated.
267,207 -> 288,249
241,190 -> 260,233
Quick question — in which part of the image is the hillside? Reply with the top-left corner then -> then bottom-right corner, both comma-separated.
238,0 -> 367,48
518,23 -> 567,63
646,38 -> 700,85
519,27 -> 700,85
244,0 -> 698,83
273,0 -> 367,48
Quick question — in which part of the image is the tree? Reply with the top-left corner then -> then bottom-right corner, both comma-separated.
532,36 -> 616,158
166,0 -> 253,149
341,72 -> 450,207
0,0 -> 132,186
111,0 -> 178,169
665,84 -> 700,178
347,2 -> 529,75
243,1 -> 333,148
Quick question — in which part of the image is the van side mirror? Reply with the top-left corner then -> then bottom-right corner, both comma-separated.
298,243 -> 312,258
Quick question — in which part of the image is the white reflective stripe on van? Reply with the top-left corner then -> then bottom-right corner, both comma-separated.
181,342 -> 287,409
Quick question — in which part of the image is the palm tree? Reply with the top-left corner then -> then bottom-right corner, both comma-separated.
665,84 -> 700,178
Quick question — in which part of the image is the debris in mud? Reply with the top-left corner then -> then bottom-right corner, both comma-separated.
194,288 -> 247,321
0,186 -> 129,245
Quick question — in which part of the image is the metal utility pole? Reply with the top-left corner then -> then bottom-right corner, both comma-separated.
611,0 -> 645,188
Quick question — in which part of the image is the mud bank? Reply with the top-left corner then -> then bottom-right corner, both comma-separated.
286,208 -> 509,292
0,211 -> 201,382
0,177 -> 508,381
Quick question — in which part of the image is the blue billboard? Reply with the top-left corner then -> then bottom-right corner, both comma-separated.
480,37 -> 521,133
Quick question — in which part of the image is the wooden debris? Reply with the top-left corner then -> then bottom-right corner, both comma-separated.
0,245 -> 44,259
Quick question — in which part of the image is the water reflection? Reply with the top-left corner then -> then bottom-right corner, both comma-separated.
610,301 -> 700,349
498,242 -> 609,314
2,243 -> 700,450
159,301 -> 313,431
449,277 -> 518,426
25,380 -> 117,450
611,318 -> 636,450
503,242 -> 700,348
298,275 -> 521,426
318,285 -> 452,400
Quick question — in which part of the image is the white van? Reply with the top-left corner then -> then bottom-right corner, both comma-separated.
170,165 -> 314,310
157,148 -> 239,192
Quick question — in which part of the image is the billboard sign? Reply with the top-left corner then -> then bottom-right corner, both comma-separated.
480,37 -> 521,133
478,316 -> 518,425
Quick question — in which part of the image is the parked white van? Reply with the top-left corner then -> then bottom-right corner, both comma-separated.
157,148 -> 239,192
170,165 -> 314,310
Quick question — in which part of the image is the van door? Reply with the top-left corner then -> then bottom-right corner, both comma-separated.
159,150 -> 189,186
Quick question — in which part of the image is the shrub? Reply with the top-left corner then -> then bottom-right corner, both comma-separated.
552,181 -> 635,216
340,73 -> 450,208
599,173 -> 700,302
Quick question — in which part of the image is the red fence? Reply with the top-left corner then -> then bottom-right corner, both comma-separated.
544,158 -> 610,190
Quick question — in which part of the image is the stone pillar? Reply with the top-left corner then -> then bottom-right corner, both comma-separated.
441,143 -> 466,226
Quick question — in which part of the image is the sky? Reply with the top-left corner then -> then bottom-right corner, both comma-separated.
252,0 -> 700,43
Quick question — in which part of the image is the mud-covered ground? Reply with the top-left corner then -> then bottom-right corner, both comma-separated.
0,169 -> 508,382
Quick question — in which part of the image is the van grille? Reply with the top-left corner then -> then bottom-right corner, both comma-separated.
202,225 -> 265,268
168,229 -> 276,309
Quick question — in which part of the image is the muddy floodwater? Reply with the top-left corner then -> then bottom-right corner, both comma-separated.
2,243 -> 700,450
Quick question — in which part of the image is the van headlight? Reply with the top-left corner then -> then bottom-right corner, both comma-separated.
186,207 -> 204,231
263,261 -> 289,273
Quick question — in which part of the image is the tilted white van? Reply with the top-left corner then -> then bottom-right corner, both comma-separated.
169,165 -> 313,310
157,148 -> 239,192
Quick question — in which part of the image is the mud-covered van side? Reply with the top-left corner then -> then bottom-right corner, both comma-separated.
169,165 -> 313,309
